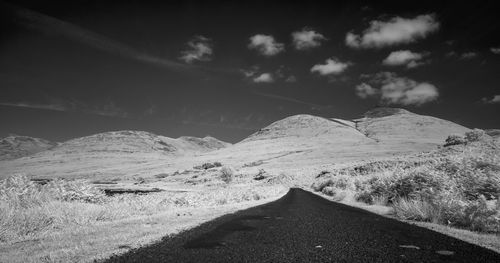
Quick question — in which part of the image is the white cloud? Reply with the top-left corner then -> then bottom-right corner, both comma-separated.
356,72 -> 439,106
253,73 -> 274,83
180,36 -> 213,63
355,83 -> 378,98
491,47 -> 500,54
382,50 -> 427,68
291,28 -> 327,50
482,95 -> 500,104
460,52 -> 478,60
242,66 -> 296,83
346,14 -> 440,48
311,58 -> 350,76
248,34 -> 284,56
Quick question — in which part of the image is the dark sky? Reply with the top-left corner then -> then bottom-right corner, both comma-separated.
1,0 -> 499,143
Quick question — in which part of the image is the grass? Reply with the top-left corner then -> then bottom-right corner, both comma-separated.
311,138 -> 500,234
0,174 -> 287,262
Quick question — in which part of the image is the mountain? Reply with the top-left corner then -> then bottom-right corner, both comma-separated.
356,108 -> 470,144
0,131 -> 230,179
55,131 -> 229,155
0,108 -> 477,180
0,135 -> 57,161
199,108 -> 471,173
485,129 -> 500,144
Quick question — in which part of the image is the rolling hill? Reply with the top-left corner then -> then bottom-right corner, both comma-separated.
0,108 -> 474,180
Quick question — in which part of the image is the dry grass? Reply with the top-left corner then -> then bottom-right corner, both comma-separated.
0,174 -> 287,262
311,139 -> 500,234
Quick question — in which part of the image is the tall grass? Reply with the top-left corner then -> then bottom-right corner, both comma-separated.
0,174 -> 286,243
312,140 -> 500,233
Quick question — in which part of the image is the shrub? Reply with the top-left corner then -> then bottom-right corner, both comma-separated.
220,166 -> 234,184
465,129 -> 486,142
311,179 -> 333,192
393,198 -> 440,222
321,186 -> 336,196
253,169 -> 267,180
194,162 -> 223,170
444,135 -> 467,147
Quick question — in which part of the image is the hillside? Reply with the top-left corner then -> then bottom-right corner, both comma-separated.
0,135 -> 57,161
0,131 -> 230,179
356,108 -> 470,143
0,108 -> 475,179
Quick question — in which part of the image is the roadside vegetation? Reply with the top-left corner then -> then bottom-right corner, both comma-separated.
312,129 -> 500,233
0,174 -> 284,244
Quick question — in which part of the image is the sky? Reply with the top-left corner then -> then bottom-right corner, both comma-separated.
1,0 -> 499,143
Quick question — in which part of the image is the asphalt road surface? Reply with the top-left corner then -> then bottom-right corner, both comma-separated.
104,188 -> 500,262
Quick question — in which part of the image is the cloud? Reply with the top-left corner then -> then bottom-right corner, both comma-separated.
345,14 -> 440,48
355,83 -> 378,99
382,50 -> 428,68
1,2 -> 206,75
357,72 -> 439,106
311,58 -> 350,76
291,28 -> 327,50
253,73 -> 274,83
242,66 -> 296,83
460,52 -> 478,60
0,102 -> 66,112
248,34 -> 284,56
179,36 -> 213,63
481,95 -> 500,104
0,99 -> 129,118
491,48 -> 500,54
285,76 -> 297,82
250,90 -> 332,111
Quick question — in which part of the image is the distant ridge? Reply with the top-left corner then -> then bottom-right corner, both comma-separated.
0,135 -> 57,161
0,108 -> 482,179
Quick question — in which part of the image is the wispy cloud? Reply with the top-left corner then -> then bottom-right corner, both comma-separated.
2,2 -> 197,74
460,52 -> 478,60
0,99 -> 129,118
248,34 -> 285,56
346,14 -> 439,49
491,47 -> 500,55
0,102 -> 66,112
250,90 -> 332,111
481,95 -> 500,104
179,36 -> 213,63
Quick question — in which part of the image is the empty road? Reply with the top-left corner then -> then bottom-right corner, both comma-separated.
104,188 -> 500,262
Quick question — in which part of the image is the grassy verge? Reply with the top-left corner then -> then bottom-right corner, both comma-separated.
312,135 -> 500,235
0,174 -> 287,262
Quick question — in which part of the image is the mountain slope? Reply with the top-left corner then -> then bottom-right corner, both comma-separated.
0,131 -> 230,179
0,135 -> 57,161
0,108 -> 478,180
356,108 -> 470,143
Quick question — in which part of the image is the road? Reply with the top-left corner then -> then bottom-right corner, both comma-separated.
103,188 -> 500,262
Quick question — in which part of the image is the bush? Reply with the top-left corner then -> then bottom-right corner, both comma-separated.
321,186 -> 336,196
311,179 -> 333,192
194,162 -> 223,170
220,166 -> 234,184
444,135 -> 467,147
465,129 -> 486,142
393,198 -> 440,222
